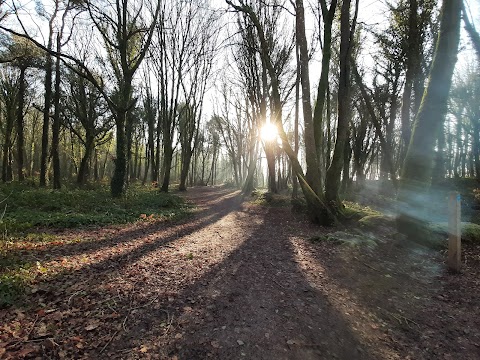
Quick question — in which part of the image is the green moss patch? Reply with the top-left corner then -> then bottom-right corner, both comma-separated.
429,222 -> 480,244
343,201 -> 381,220
359,214 -> 396,229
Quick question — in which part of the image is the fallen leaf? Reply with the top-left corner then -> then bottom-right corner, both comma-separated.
85,323 -> 99,331
140,345 -> 148,353
16,345 -> 39,357
37,323 -> 48,337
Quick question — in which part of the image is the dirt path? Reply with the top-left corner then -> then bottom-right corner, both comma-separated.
1,187 -> 479,359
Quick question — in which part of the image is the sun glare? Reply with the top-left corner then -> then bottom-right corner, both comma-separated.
260,122 -> 278,142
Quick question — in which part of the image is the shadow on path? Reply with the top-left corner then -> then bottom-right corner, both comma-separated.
107,205 -> 375,359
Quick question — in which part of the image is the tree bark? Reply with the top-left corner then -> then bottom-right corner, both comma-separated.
296,0 -> 322,196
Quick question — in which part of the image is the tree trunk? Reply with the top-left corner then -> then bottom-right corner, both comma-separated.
77,136 -> 95,186
296,0 -> 322,196
313,0 -> 337,169
179,148 -> 193,191
325,0 -> 357,209
473,122 -> 480,180
161,144 -> 173,192
40,55 -> 52,187
399,0 -> 421,166
462,2 -> 480,61
397,0 -> 461,240
16,66 -> 26,182
2,106 -> 14,182
51,39 -> 62,190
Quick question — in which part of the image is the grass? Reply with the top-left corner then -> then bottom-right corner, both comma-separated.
0,182 -> 191,307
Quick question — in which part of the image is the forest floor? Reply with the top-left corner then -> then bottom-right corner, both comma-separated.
1,186 -> 479,359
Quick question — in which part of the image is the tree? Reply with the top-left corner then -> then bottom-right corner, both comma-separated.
226,0 -> 335,224
0,68 -> 18,182
312,0 -> 337,180
0,35 -> 40,181
324,0 -> 359,209
397,0 -> 462,239
86,0 -> 160,196
63,69 -> 114,185
462,2 -> 480,61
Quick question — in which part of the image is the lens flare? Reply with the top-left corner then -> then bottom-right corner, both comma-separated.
260,122 -> 278,142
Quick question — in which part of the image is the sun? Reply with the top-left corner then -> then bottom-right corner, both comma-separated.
260,122 -> 278,142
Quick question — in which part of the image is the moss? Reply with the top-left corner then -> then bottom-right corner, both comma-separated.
429,222 -> 480,244
250,190 -> 291,207
343,201 -> 380,220
359,214 -> 396,228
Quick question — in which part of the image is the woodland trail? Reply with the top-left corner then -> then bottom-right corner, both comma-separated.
1,186 -> 479,359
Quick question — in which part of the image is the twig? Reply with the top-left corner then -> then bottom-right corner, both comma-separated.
99,329 -> 119,354
388,311 -> 419,327
121,294 -> 161,332
67,290 -> 83,307
11,315 -> 39,347
362,262 -> 379,272
353,256 -> 380,272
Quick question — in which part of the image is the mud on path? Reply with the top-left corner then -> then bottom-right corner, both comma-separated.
1,186 -> 479,359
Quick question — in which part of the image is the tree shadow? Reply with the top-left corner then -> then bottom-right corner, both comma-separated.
4,190 -> 380,359
2,188 -> 241,267
290,229 -> 451,359
102,207 -> 376,359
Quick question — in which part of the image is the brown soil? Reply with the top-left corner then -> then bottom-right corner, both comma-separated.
1,186 -> 479,359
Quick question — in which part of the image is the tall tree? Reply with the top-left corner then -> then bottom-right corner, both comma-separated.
324,0 -> 359,209
86,0 -> 160,196
0,69 -> 18,182
1,36 -> 40,181
397,0 -> 462,238
63,69 -> 114,185
227,0 -> 335,224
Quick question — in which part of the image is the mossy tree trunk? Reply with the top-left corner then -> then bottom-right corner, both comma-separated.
397,0 -> 462,240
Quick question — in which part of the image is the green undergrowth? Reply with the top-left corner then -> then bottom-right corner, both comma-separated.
0,183 -> 191,307
250,189 -> 292,207
0,182 -> 191,232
